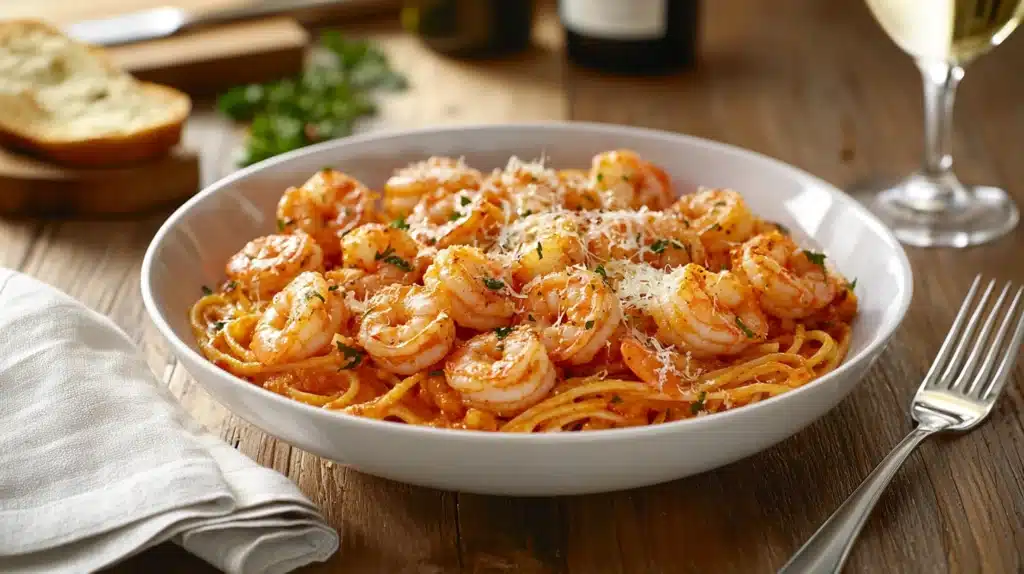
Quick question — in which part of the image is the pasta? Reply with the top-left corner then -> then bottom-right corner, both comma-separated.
190,150 -> 857,432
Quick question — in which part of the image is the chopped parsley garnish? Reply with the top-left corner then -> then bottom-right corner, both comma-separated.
382,254 -> 413,272
276,219 -> 286,231
848,278 -> 858,291
690,391 -> 707,415
482,277 -> 505,290
714,201 -> 726,207
460,195 -> 472,206
594,264 -> 608,281
307,291 -> 326,303
774,222 -> 791,236
213,321 -> 225,331
448,210 -> 462,221
527,314 -> 536,322
536,242 -> 543,260
328,285 -> 340,292
735,316 -> 755,338
803,250 -> 827,270
390,217 -> 409,230
429,369 -> 445,377
610,395 -> 623,404
584,320 -> 595,329
710,223 -> 723,231
426,237 -> 437,245
649,239 -> 669,254
520,209 -> 533,217
669,239 -> 684,250
224,281 -> 238,292
335,342 -> 364,370
374,246 -> 395,260
494,326 -> 514,340
622,174 -> 630,182
596,173 -> 604,183
201,285 -> 213,295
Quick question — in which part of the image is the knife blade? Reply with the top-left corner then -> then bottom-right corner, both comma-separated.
66,7 -> 189,46
64,0 -> 388,47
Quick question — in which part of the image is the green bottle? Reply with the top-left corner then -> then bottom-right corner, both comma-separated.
402,0 -> 535,58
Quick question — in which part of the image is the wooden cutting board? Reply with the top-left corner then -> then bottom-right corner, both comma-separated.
0,146 -> 201,217
1,1 -> 399,95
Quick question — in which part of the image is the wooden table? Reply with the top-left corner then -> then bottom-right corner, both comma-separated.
5,0 -> 1023,571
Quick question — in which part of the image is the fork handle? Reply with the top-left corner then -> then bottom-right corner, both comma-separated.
778,425 -> 937,574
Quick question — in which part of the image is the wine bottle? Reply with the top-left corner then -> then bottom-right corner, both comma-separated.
402,0 -> 535,58
560,0 -> 700,73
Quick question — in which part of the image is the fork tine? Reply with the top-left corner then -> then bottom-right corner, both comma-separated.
934,278 -> 996,389
955,282 -> 1012,393
920,275 -> 983,390
977,287 -> 1024,402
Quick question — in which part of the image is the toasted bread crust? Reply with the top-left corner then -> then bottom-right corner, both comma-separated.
0,20 -> 191,167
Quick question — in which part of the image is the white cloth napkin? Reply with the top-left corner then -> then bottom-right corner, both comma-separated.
0,269 -> 339,573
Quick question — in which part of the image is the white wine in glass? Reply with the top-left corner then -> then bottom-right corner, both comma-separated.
860,0 -> 1023,247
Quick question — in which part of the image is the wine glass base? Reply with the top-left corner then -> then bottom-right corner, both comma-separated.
851,174 -> 1019,248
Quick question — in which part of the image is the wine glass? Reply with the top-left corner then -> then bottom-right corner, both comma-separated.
859,0 -> 1023,247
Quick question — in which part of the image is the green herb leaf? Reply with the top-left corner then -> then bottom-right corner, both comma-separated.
710,223 -> 723,231
690,391 -> 707,415
669,239 -> 684,250
596,173 -> 604,183
482,277 -> 504,290
374,246 -> 396,261
803,250 -> 827,270
382,254 -> 413,272
213,321 -> 225,331
594,264 -> 608,279
610,395 -> 623,404
328,285 -> 340,292
224,281 -> 238,292
335,341 -> 364,370
622,174 -> 630,182
448,210 -> 461,222
584,320 -> 595,329
494,326 -> 514,340
460,195 -> 471,206
307,291 -> 326,303
390,217 -> 409,230
650,239 -> 668,254
536,242 -> 543,260
527,314 -> 535,322
201,285 -> 213,295
848,278 -> 858,291
520,209 -> 533,217
774,222 -> 791,236
735,316 -> 755,338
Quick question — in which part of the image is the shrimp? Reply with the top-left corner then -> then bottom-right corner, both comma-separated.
737,231 -> 840,319
518,268 -> 622,365
590,149 -> 675,210
407,187 -> 506,249
251,271 -> 347,365
497,213 -> 587,284
445,326 -> 557,416
423,245 -> 516,330
620,337 -> 706,390
648,264 -> 768,357
671,188 -> 756,268
482,156 -> 565,217
225,233 -> 324,299
384,156 -> 482,218
341,223 -> 428,282
582,210 -> 706,269
357,284 -> 456,375
277,169 -> 380,259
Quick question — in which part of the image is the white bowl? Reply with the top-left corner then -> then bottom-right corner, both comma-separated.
142,123 -> 913,496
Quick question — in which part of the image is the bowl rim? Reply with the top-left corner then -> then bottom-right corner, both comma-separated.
141,121 -> 914,444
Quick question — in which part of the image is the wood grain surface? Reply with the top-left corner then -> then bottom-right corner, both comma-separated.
3,0 -> 1023,572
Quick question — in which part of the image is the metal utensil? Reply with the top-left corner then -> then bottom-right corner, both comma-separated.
780,275 -> 1024,574
66,0 -> 381,46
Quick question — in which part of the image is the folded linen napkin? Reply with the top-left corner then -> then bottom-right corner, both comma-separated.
0,269 -> 339,573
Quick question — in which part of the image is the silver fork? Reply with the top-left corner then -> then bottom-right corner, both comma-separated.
780,275 -> 1024,574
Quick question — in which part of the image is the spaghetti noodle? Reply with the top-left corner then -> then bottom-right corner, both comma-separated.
190,150 -> 857,432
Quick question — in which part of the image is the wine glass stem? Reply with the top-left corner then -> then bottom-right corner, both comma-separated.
917,60 -> 964,182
